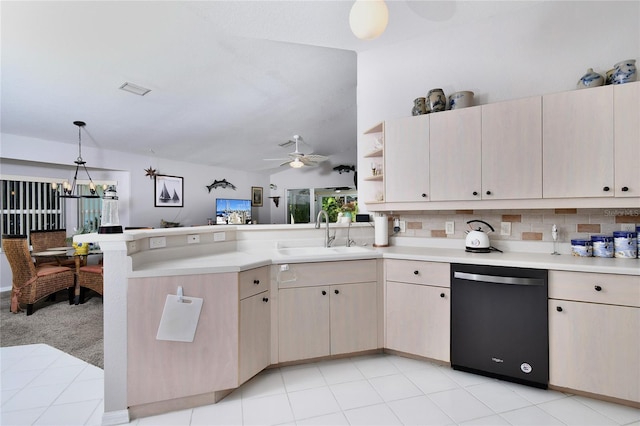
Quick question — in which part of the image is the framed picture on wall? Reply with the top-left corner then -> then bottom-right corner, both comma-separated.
155,175 -> 184,207
251,186 -> 263,207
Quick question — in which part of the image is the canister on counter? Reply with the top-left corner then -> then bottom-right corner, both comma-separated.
591,235 -> 614,258
613,231 -> 637,258
571,239 -> 593,257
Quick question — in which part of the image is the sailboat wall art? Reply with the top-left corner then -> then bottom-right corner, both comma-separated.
155,175 -> 184,207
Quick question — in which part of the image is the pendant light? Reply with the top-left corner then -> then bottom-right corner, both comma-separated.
58,121 -> 100,198
349,0 -> 389,40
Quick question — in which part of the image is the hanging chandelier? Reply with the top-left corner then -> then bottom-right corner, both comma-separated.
56,121 -> 100,198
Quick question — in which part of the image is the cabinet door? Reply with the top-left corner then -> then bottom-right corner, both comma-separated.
543,86 -> 614,198
385,115 -> 430,202
330,282 -> 378,355
386,281 -> 450,362
482,96 -> 542,199
430,107 -> 482,201
240,290 -> 270,383
278,286 -> 330,362
549,300 -> 640,402
614,81 -> 640,197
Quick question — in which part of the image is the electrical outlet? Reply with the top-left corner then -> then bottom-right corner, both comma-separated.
280,264 -> 289,271
149,236 -> 166,249
213,232 -> 226,242
187,234 -> 200,244
620,223 -> 636,232
445,221 -> 455,235
127,241 -> 137,252
500,222 -> 511,236
399,220 -> 406,233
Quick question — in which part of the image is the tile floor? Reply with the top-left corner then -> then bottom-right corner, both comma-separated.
2,344 -> 639,426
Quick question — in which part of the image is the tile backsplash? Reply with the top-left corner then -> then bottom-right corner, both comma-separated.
393,208 -> 639,243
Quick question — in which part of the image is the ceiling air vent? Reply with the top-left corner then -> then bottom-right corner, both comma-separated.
119,82 -> 151,96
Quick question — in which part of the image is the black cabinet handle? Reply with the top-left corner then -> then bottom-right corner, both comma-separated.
321,290 -> 327,295
413,270 -> 419,275
603,186 -> 610,192
253,279 -> 260,285
421,193 -> 427,198
486,190 -> 492,195
440,293 -> 445,298
594,285 -> 602,292
334,289 -> 340,294
473,191 -> 478,196
556,306 -> 563,312
262,297 -> 269,303
622,186 -> 629,192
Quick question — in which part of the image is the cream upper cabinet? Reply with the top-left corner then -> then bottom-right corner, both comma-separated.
548,271 -> 640,403
482,96 -> 542,199
614,81 -> 640,197
385,115 -> 430,202
543,86 -> 614,198
429,107 -> 482,201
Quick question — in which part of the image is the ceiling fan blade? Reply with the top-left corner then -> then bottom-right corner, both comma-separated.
304,154 -> 329,162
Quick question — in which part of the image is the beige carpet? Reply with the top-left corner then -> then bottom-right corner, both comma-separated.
0,290 -> 103,369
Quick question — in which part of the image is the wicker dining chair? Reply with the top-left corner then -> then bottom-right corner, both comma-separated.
29,229 -> 75,267
78,264 -> 103,303
2,234 -> 75,315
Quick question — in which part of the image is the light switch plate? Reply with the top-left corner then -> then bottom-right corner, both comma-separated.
445,221 -> 455,235
620,223 -> 635,232
399,221 -> 406,233
213,232 -> 225,242
500,222 -> 511,236
149,236 -> 166,249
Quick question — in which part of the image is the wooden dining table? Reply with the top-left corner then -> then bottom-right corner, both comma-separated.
32,247 -> 102,304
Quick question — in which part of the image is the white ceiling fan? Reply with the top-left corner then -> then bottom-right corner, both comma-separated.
264,135 -> 329,168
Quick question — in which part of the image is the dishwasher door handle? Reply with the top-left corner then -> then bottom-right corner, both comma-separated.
454,271 -> 545,286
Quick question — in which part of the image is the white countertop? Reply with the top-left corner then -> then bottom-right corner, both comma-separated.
129,245 -> 639,277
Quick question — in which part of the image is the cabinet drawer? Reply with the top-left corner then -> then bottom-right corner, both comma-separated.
239,266 -> 270,300
385,259 -> 449,287
549,270 -> 640,307
278,260 -> 377,289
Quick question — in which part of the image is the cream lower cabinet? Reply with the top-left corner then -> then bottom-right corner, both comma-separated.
548,271 -> 640,403
385,260 -> 450,362
127,266 -> 270,408
277,260 -> 378,363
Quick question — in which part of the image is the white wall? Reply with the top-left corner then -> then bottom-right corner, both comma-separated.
356,1 -> 640,210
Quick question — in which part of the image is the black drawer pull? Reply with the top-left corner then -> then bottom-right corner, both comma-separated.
253,279 -> 260,285
413,270 -> 419,275
486,190 -> 492,195
473,191 -> 478,196
621,186 -> 629,192
262,297 -> 269,303
556,306 -> 563,312
603,186 -> 610,192
440,293 -> 445,298
421,193 -> 427,198
321,290 -> 327,295
594,285 -> 602,292
334,289 -> 340,294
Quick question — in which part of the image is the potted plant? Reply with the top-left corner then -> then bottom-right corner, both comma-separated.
340,201 -> 357,222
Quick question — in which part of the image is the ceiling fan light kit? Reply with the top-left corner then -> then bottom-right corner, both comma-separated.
349,0 -> 389,40
265,134 -> 329,169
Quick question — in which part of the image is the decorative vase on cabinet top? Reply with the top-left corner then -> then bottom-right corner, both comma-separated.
577,68 -> 604,89
611,59 -> 637,84
427,88 -> 446,113
412,97 -> 427,116
448,91 -> 474,109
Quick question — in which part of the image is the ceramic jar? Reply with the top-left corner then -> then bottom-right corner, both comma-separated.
577,68 -> 604,89
448,91 -> 474,109
412,97 -> 427,116
611,59 -> 637,84
427,88 -> 446,113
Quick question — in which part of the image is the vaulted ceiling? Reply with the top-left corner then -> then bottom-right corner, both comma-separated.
1,1 -> 538,173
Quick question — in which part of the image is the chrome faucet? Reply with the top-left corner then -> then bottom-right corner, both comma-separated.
346,220 -> 355,247
315,210 -> 334,247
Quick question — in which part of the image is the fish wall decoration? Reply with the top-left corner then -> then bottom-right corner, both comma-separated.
206,179 -> 237,192
333,165 -> 355,174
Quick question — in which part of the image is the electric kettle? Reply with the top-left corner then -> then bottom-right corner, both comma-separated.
465,220 -> 495,253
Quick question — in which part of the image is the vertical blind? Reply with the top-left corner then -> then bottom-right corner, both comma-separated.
0,179 -> 65,238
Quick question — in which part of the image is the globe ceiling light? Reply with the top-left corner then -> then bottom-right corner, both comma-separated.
290,158 -> 304,168
349,0 -> 389,40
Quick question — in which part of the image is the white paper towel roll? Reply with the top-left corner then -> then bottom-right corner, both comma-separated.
374,215 -> 389,247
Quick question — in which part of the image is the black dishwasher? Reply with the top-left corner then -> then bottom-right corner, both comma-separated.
451,263 -> 548,388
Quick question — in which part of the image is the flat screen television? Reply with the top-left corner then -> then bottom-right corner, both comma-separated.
216,198 -> 252,224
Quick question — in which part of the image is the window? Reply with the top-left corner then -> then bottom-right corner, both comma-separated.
0,178 -> 65,242
77,184 -> 103,233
